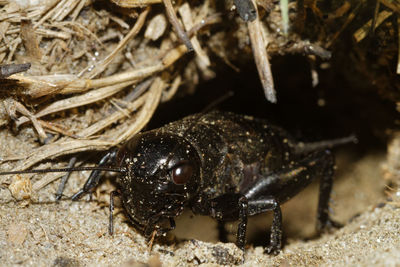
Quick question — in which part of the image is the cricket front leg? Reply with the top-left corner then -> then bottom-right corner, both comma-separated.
205,193 -> 282,254
246,198 -> 283,254
205,193 -> 249,251
213,192 -> 283,254
71,149 -> 117,200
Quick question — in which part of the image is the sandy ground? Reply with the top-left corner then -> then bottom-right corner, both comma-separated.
1,146 -> 400,266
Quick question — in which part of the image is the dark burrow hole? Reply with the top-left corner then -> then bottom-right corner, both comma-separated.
150,54 -> 395,146
149,53 -> 395,248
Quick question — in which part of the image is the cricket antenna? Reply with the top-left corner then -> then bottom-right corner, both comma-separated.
0,166 -> 124,176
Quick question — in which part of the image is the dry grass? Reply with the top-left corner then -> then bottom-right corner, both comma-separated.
0,1 -> 218,191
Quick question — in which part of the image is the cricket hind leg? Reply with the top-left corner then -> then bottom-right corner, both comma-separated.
293,135 -> 357,155
217,220 -> 228,243
71,149 -> 117,200
315,150 -> 343,231
242,149 -> 341,253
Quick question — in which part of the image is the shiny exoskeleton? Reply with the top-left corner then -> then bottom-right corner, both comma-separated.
71,111 -> 350,254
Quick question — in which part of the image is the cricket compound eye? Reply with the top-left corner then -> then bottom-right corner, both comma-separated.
171,163 -> 193,185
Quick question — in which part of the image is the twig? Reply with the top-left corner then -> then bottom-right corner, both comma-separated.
161,75 -> 181,102
51,21 -> 102,44
11,64 -> 162,97
0,63 -> 30,78
110,0 -> 161,7
353,10 -> 392,43
7,79 -> 164,173
14,42 -> 192,126
5,27 -> 72,40
78,80 -> 152,137
9,138 -> 114,172
70,0 -> 88,21
187,13 -> 222,36
148,230 -> 157,252
33,0 -> 67,29
87,7 -> 150,79
52,0 -> 80,21
397,15 -> 400,74
280,0 -> 289,34
6,37 -> 19,63
380,0 -> 400,14
162,0 -> 193,51
234,0 -> 257,21
38,120 -> 79,138
14,101 -> 48,143
0,37 -> 21,54
20,20 -> 42,60
247,0 -> 276,103
16,81 -> 135,126
0,21 -> 10,44
284,40 -> 332,60
371,0 -> 380,34
10,13 -> 221,97
178,3 -> 210,67
115,77 -> 164,143
109,99 -> 132,118
328,1 -> 364,47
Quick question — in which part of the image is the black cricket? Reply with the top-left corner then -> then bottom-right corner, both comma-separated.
1,111 -> 354,254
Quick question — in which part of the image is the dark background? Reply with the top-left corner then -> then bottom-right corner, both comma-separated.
149,54 -> 396,150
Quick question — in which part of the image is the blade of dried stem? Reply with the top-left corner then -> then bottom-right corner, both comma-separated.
10,12 -> 219,97
78,79 -> 153,137
161,75 -> 181,102
114,77 -> 164,143
16,81 -> 135,126
4,78 -> 164,181
34,0 -> 67,29
16,43 -> 188,126
380,0 -> 400,14
7,139 -> 114,172
87,7 -> 150,79
162,0 -> 193,51
0,63 -> 30,78
328,1 -> 364,47
353,10 -> 392,43
397,16 -> 400,74
11,64 -> 162,97
178,3 -> 210,67
247,0 -> 276,103
110,0 -> 161,8
52,0 -> 80,21
14,100 -> 47,142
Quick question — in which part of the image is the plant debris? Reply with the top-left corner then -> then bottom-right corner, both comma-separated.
0,63 -> 30,78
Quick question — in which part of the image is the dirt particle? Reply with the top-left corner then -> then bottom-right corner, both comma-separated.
52,257 -> 80,267
9,175 -> 32,200
7,223 -> 28,246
